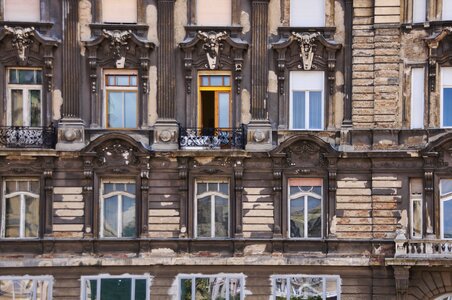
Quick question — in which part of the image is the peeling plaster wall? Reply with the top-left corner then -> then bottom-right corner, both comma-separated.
240,11 -> 250,35
78,0 -> 92,56
267,71 -> 278,94
268,0 -> 281,36
146,4 -> 159,46
174,0 -> 187,45
148,66 -> 158,126
241,89 -> 251,124
52,89 -> 63,121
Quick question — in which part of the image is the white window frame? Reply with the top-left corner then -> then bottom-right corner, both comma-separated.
101,0 -> 138,24
440,179 -> 452,240
288,179 -> 323,239
177,273 -> 245,300
441,67 -> 452,128
412,0 -> 427,23
3,0 -> 41,22
194,180 -> 230,238
410,67 -> 425,129
80,274 -> 151,300
409,178 -> 423,239
1,179 -> 40,239
289,71 -> 324,130
99,179 -> 136,238
271,274 -> 341,300
6,68 -> 43,127
0,275 -> 53,300
290,0 -> 325,27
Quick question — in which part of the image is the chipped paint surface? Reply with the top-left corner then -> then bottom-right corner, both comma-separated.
146,4 -> 159,46
268,71 -> 278,94
78,0 -> 92,56
174,0 -> 187,45
241,89 -> 251,124
268,0 -> 281,35
240,11 -> 250,34
52,89 -> 63,120
148,66 -> 158,126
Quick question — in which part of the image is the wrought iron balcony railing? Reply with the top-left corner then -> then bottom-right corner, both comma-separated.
395,238 -> 452,257
179,125 -> 246,149
0,125 -> 57,149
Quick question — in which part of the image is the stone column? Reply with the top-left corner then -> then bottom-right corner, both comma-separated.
152,0 -> 179,150
342,0 -> 353,127
393,266 -> 411,300
246,0 -> 272,151
57,0 -> 85,150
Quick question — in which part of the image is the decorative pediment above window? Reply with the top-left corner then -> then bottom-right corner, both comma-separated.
425,27 -> 452,91
0,26 -> 59,91
272,32 -> 341,95
179,31 -> 248,94
84,30 -> 154,93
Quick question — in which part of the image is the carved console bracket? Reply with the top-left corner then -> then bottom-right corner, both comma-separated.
425,27 -> 452,92
180,31 -> 248,94
272,32 -> 341,95
0,26 -> 60,92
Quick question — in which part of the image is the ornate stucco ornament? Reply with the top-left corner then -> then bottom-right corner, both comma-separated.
292,32 -> 319,70
102,29 -> 132,68
4,26 -> 35,62
197,31 -> 228,69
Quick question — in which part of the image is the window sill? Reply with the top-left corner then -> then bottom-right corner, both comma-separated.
185,25 -> 243,35
0,21 -> 53,31
90,23 -> 149,31
278,26 -> 336,38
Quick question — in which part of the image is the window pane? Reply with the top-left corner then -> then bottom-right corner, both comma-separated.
126,183 -> 136,194
326,278 -> 339,299
7,279 -> 34,299
210,76 -> 223,86
104,183 -> 115,194
218,93 -> 230,128
274,278 -> 288,299
413,0 -> 426,22
441,180 -> 452,196
102,0 -> 138,23
197,196 -> 211,237
194,278 -> 210,299
201,76 -> 209,86
30,90 -> 41,127
11,89 -> 24,126
107,75 -> 115,86
180,279 -> 192,300
124,92 -> 137,128
108,92 -> 123,128
215,196 -> 228,237
122,196 -> 136,238
19,70 -> 37,84
197,183 -> 207,195
30,181 -> 40,194
208,183 -> 219,192
104,196 -> 119,237
223,76 -> 231,86
116,76 -> 130,86
100,278 -> 132,300
135,279 -> 146,300
9,69 -> 18,84
86,280 -> 97,300
443,88 -> 452,127
6,181 -> 17,194
25,196 -> 39,238
5,196 -> 21,237
290,277 -> 322,298
197,0 -> 231,26
4,0 -> 40,22
292,91 -> 306,129
209,277 -> 227,299
290,0 -> 325,27
309,91 -> 322,129
290,198 -> 304,238
444,200 -> 452,238
230,278 -> 241,300
130,76 -> 137,86
307,197 -> 321,238
443,0 -> 452,20
219,183 -> 229,195
36,279 -> 51,300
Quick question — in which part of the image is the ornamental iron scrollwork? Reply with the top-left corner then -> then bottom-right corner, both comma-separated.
197,31 -> 228,70
179,125 -> 245,149
0,126 -> 56,148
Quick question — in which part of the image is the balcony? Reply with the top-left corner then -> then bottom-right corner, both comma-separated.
395,239 -> 452,258
0,126 -> 56,149
179,125 -> 246,150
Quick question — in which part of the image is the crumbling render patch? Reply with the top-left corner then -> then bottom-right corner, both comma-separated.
268,70 -> 278,94
241,88 -> 251,124
174,0 -> 188,45
146,4 -> 159,46
241,11 -> 250,34
268,0 -> 281,35
79,0 -> 92,56
148,66 -> 158,126
52,89 -> 63,120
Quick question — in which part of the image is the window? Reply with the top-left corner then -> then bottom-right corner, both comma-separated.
411,67 -> 425,129
195,180 -> 229,238
443,0 -> 452,20
0,276 -> 53,300
440,179 -> 452,239
288,178 -> 322,238
196,0 -> 231,26
4,0 -> 40,22
272,275 -> 341,300
101,0 -> 137,24
1,179 -> 40,238
6,68 -> 43,127
104,70 -> 138,129
178,274 -> 244,300
441,68 -> 452,128
100,179 -> 136,238
198,73 -> 232,129
290,71 -> 324,130
410,179 -> 423,239
290,0 -> 325,27
81,275 -> 150,300
413,0 -> 427,22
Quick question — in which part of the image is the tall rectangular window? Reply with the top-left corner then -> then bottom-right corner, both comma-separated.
4,0 -> 40,22
410,179 -> 423,239
413,0 -> 427,22
288,178 -> 322,239
1,179 -> 40,238
195,180 -> 229,238
178,274 -> 244,300
290,0 -> 325,27
0,276 -> 53,300
441,67 -> 452,128
100,180 -> 136,238
102,0 -> 137,23
290,71 -> 324,130
196,0 -> 231,26
81,275 -> 150,300
104,71 -> 138,129
7,68 -> 42,127
272,275 -> 341,300
443,0 -> 452,20
411,68 -> 425,129
440,179 -> 452,239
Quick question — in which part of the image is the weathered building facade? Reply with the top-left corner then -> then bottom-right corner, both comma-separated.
1,0 -> 452,299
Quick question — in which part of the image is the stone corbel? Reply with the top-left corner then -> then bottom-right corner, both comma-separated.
393,266 -> 411,300
425,27 -> 452,92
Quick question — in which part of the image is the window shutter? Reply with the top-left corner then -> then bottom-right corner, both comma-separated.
290,0 -> 325,27
410,68 -> 425,129
4,0 -> 40,22
102,0 -> 137,23
196,0 -> 231,26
